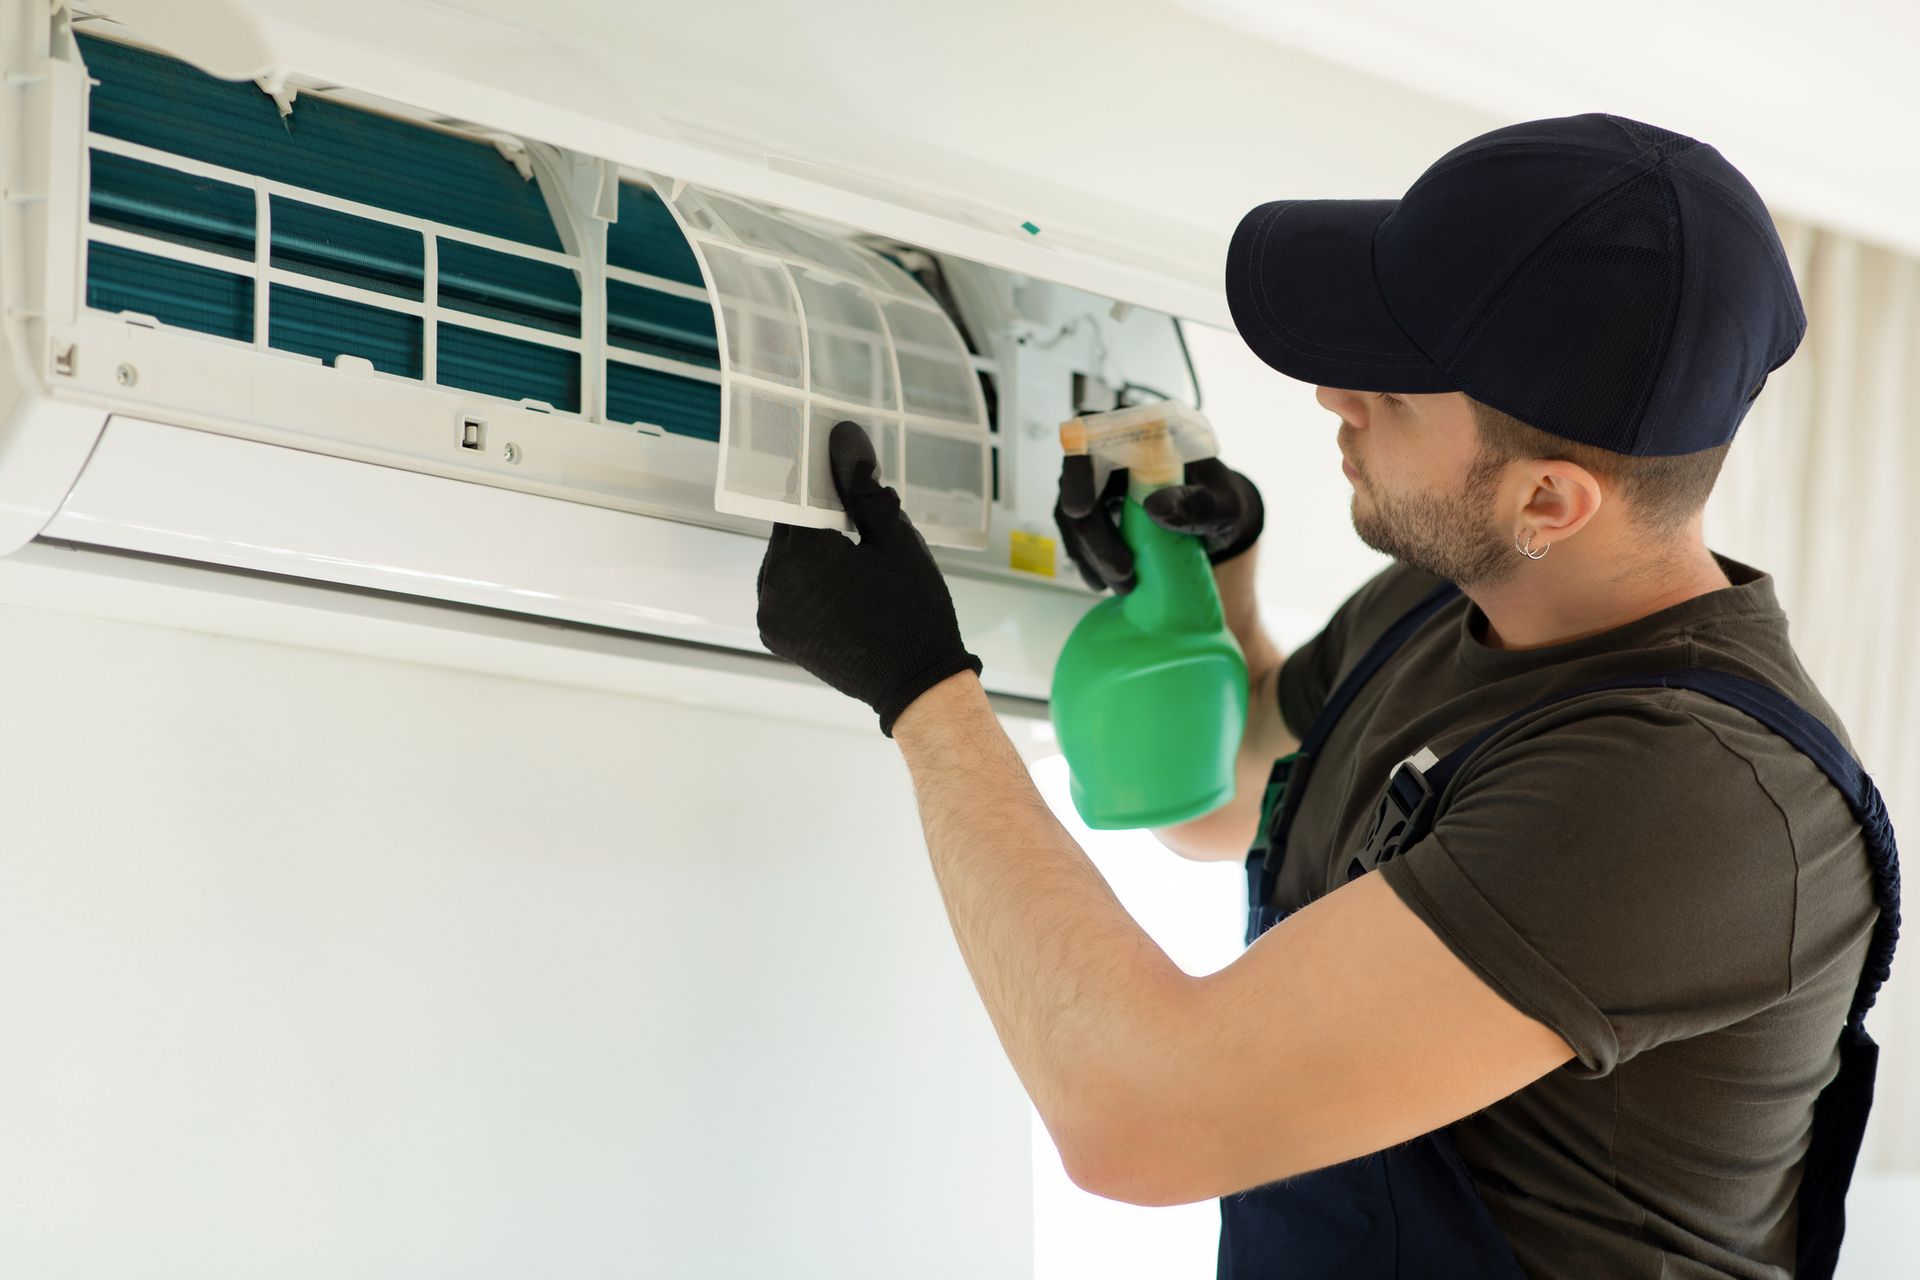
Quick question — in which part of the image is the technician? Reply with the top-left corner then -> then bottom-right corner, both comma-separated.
753,114 -> 1896,1279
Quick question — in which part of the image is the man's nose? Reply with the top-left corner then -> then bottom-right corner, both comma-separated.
1315,386 -> 1367,421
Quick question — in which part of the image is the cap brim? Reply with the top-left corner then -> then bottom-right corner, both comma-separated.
1225,199 -> 1455,393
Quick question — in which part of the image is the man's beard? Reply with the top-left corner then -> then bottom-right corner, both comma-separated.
1349,451 -> 1519,588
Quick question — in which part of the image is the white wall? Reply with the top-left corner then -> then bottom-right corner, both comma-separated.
0,600 -> 1031,1278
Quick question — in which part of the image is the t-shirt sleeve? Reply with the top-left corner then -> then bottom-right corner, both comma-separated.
1376,692 -> 1801,1077
1277,562 -> 1447,741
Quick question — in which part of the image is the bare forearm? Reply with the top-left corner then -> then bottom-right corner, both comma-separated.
891,672 -> 1190,1159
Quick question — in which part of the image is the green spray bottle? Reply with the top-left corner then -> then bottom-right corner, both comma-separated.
1050,402 -> 1249,830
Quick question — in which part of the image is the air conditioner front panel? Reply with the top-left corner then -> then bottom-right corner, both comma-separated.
6,15 -> 1216,682
40,415 -> 1086,701
53,31 -> 734,514
55,32 -> 1018,548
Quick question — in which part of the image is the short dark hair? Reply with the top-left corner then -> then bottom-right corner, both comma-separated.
1467,397 -> 1730,532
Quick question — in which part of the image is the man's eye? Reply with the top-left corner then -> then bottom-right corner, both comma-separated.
1375,392 -> 1402,408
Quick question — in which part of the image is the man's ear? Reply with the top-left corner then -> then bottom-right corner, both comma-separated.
1522,461 -> 1604,540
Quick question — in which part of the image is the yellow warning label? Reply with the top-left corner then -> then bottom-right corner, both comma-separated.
1009,529 -> 1057,577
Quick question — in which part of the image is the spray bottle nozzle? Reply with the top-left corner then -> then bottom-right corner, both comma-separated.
1059,399 -> 1220,499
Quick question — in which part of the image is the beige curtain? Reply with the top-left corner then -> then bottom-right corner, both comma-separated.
1705,218 -> 1920,1171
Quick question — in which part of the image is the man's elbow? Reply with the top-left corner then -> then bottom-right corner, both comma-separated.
1050,969 -> 1258,1205
1065,1104 -> 1316,1208
1060,1112 -> 1222,1208
1053,1063 -> 1227,1207
1055,1040 -> 1314,1206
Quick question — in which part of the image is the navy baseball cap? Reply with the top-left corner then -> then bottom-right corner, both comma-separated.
1225,113 -> 1806,456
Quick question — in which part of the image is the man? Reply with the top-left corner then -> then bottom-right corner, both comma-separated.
754,114 -> 1893,1278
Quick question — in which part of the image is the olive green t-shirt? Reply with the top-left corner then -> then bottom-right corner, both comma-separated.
1272,555 -> 1878,1280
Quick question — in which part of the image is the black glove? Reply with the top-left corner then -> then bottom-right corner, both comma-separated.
1053,454 -> 1264,594
756,420 -> 983,736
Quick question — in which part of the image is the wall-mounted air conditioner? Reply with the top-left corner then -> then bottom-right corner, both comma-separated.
0,1 -> 1219,700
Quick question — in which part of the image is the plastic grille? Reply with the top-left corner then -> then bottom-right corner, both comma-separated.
1450,169 -> 1682,453
270,197 -> 424,300
75,32 -> 739,468
437,239 -> 581,336
269,284 -> 423,378
88,151 -> 253,259
606,363 -> 721,441
606,279 -> 718,367
438,325 -> 580,413
86,242 -> 252,340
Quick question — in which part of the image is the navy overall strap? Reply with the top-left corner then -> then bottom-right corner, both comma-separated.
1245,581 -> 1460,931
1382,669 -> 1900,1280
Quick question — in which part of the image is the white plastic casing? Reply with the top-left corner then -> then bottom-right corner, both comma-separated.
0,5 -> 1210,699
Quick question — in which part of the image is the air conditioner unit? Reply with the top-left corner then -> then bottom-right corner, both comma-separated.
0,1 -> 1223,702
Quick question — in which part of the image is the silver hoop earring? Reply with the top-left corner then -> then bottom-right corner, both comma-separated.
1516,530 -> 1549,560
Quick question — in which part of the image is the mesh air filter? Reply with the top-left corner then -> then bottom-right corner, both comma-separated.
663,183 -> 990,548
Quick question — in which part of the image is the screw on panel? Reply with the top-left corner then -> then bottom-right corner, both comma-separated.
503,443 -> 521,464
116,364 -> 137,386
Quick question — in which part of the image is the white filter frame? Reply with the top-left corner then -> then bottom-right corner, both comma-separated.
658,180 -> 992,549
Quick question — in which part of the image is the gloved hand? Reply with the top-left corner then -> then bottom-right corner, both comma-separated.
1053,454 -> 1264,594
756,420 -> 983,736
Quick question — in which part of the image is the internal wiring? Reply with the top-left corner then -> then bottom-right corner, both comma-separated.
1173,316 -> 1203,410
